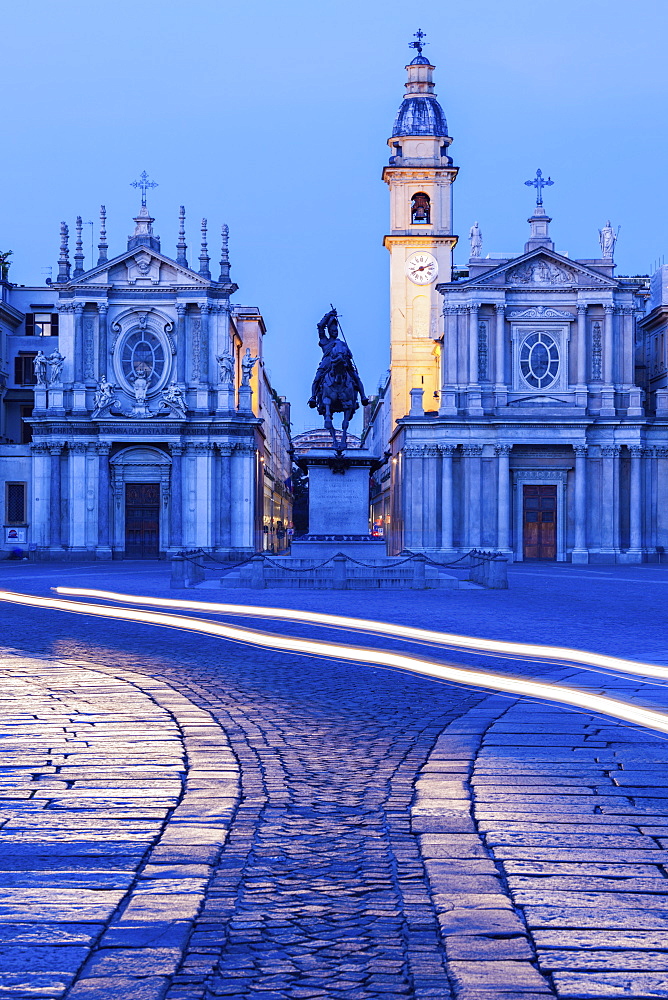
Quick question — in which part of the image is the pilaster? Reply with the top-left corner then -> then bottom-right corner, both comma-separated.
572,445 -> 589,563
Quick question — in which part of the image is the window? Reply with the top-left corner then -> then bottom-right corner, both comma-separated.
25,313 -> 59,337
14,353 -> 37,386
411,192 -> 430,225
20,405 -> 33,444
5,483 -> 26,524
120,328 -> 166,391
519,332 -> 560,389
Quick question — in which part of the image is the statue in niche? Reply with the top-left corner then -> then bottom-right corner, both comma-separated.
241,347 -> 260,386
469,221 -> 483,257
46,350 -> 65,384
599,221 -> 619,259
159,381 -> 187,417
91,376 -> 118,418
216,351 -> 235,385
33,351 -> 48,386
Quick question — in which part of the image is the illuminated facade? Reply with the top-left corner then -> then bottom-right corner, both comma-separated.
0,200 -> 291,559
365,41 -> 668,563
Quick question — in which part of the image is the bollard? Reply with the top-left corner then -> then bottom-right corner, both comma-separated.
487,557 -> 508,589
171,555 -> 185,588
411,553 -> 427,589
250,555 -> 265,588
332,553 -> 347,590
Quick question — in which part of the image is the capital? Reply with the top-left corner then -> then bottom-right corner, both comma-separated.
494,303 -> 505,314
495,444 -> 512,456
573,444 -> 588,458
577,303 -> 587,314
74,302 -> 85,315
603,303 -> 614,314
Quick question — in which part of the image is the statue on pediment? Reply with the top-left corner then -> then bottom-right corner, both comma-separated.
33,351 -> 48,386
216,351 -> 235,385
159,381 -> 187,417
469,221 -> 483,258
599,221 -> 619,259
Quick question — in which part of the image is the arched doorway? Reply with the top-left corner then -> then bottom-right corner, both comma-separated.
110,447 -> 171,559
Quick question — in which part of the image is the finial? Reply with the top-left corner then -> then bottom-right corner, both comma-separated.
57,222 -> 70,284
73,216 -> 85,277
176,205 -> 188,268
130,170 -> 158,209
199,218 -> 211,279
409,28 -> 426,56
218,223 -> 230,282
97,205 -> 108,265
524,168 -> 554,207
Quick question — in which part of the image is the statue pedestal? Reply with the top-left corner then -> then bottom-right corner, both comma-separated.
292,449 -> 385,557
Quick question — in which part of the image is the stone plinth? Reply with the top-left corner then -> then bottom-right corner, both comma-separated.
292,449 -> 384,557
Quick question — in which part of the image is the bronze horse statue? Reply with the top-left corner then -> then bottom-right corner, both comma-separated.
308,309 -> 368,452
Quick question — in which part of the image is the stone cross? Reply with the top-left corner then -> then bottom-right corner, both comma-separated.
131,171 -> 158,208
524,168 -> 554,207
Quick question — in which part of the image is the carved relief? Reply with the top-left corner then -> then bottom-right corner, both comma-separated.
477,321 -> 488,381
84,316 -> 95,380
591,322 -> 603,381
507,305 -> 573,320
507,259 -> 576,286
191,318 -> 201,382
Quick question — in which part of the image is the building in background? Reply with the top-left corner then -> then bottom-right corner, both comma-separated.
0,190 -> 291,559
363,36 -> 668,563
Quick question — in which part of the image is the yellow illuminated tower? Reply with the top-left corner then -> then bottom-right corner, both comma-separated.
383,31 -> 458,425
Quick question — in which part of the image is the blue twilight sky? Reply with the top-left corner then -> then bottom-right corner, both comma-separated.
3,0 -> 668,432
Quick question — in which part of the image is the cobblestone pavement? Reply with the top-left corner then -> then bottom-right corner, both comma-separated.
0,560 -> 667,999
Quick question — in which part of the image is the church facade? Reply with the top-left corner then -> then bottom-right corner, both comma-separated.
364,38 -> 668,563
0,192 -> 291,560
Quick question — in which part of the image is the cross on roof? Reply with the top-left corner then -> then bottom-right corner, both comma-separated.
525,168 -> 554,207
131,171 -> 158,208
409,29 -> 426,55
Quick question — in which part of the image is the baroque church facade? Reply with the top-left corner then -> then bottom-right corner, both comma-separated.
364,38 -> 668,563
0,190 -> 291,560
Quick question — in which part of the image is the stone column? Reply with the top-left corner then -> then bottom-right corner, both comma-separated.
402,446 -> 424,549
572,445 -> 588,563
218,444 -> 233,549
462,445 -> 482,548
176,304 -> 187,384
440,444 -> 455,551
98,304 -> 108,378
423,447 -> 439,548
494,304 -> 507,406
468,303 -> 479,385
30,443 -> 50,550
231,442 -> 256,551
68,442 -> 88,550
169,444 -> 184,549
628,445 -> 643,559
97,443 -> 111,551
74,303 -> 84,382
575,302 -> 587,394
438,308 -> 458,416
495,444 -> 511,553
601,304 -> 616,416
49,444 -> 63,548
600,445 -> 620,556
467,305 -> 483,416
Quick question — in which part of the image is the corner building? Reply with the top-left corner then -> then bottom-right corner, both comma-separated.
0,202 -> 291,559
368,43 -> 668,563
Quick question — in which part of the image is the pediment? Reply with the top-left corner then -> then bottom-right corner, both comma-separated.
67,248 -> 212,288
468,248 -> 616,288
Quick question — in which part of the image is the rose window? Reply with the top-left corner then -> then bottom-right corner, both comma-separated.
519,332 -> 559,389
120,329 -> 166,392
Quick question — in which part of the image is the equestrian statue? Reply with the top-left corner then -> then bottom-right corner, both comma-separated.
308,307 -> 368,453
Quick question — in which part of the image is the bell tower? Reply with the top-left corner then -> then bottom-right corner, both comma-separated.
383,31 -> 458,425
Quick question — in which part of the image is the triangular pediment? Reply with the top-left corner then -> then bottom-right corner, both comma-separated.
67,247 -> 214,288
464,248 -> 617,288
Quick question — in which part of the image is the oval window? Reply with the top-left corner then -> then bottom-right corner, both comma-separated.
519,332 -> 559,389
120,328 -> 166,392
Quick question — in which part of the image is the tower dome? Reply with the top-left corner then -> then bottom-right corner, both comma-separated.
391,46 -> 449,138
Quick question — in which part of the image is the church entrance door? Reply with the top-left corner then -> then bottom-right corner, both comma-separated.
125,483 -> 160,558
523,485 -> 556,560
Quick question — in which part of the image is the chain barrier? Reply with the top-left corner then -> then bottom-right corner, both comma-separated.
177,547 -> 505,575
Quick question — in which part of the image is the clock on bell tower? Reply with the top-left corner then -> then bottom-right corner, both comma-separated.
383,31 -> 458,425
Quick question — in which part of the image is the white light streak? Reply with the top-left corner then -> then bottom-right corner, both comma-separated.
55,586 -> 667,681
0,588 -> 665,735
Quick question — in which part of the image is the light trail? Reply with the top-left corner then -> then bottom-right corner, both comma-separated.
55,586 -> 668,682
0,587 -> 667,735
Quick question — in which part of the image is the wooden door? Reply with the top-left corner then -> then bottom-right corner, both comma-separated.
523,484 -> 557,560
125,483 -> 160,558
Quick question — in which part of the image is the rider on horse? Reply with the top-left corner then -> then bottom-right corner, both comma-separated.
308,309 -> 369,410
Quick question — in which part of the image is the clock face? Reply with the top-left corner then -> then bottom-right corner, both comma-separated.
405,251 -> 438,284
